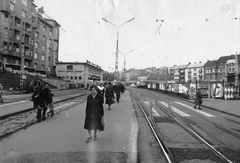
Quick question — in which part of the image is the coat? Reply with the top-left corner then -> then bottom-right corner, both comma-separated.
194,90 -> 202,105
105,85 -> 115,105
114,84 -> 121,100
84,93 -> 104,131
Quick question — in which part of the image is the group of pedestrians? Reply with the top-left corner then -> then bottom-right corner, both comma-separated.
31,83 -> 54,122
84,81 -> 125,143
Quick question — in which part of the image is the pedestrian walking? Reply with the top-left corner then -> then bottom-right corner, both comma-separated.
31,83 -> 53,122
105,82 -> 115,110
84,85 -> 104,143
0,83 -> 3,103
114,82 -> 122,103
194,88 -> 202,109
97,83 -> 105,104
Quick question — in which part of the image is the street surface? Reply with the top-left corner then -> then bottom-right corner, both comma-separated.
0,90 -> 137,163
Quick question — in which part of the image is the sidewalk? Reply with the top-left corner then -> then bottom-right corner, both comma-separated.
188,98 -> 240,117
0,90 -> 138,163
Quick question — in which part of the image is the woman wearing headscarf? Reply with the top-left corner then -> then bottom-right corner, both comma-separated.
84,85 -> 104,143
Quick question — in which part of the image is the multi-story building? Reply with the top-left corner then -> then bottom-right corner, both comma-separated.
185,62 -> 206,83
170,63 -> 190,83
224,54 -> 240,85
55,60 -> 103,85
204,56 -> 228,83
203,60 -> 217,82
0,0 -> 60,77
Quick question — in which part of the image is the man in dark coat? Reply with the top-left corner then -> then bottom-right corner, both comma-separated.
105,82 -> 115,110
114,82 -> 122,103
84,85 -> 104,143
194,88 -> 202,109
31,83 -> 53,122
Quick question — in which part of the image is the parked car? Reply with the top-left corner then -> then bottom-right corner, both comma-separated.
131,83 -> 136,87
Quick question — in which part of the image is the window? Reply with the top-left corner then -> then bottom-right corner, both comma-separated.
34,42 -> 38,48
9,43 -> 12,50
67,65 -> 73,70
42,55 -> 45,61
48,66 -> 50,72
15,60 -> 19,65
70,76 -> 73,80
16,32 -> 21,40
43,26 -> 46,32
50,30 -> 52,35
34,63 -> 37,69
21,0 -> 27,7
42,45 -> 45,51
15,45 -> 20,53
79,76 -> 82,80
4,13 -> 9,22
43,36 -> 45,41
25,48 -> 30,56
41,65 -> 44,70
3,42 -> 8,50
34,52 -> 38,59
22,10 -> 26,18
48,57 -> 51,62
35,32 -> 39,38
75,76 -> 77,80
48,39 -> 51,46
10,3 -> 15,11
25,62 -> 29,67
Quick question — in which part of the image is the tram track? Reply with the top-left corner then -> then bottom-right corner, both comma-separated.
130,89 -> 234,163
0,93 -> 87,140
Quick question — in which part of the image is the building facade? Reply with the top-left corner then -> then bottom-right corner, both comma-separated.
185,62 -> 205,83
56,61 -> 103,85
0,0 -> 60,76
170,63 -> 190,83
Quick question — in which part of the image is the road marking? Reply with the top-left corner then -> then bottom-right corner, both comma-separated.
158,101 -> 191,117
0,100 -> 27,107
143,101 -> 160,116
174,101 -> 215,117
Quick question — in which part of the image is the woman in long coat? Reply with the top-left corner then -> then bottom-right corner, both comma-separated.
105,82 -> 115,110
84,85 -> 104,143
194,88 -> 202,109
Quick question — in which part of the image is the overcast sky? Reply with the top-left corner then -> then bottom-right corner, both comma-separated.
34,0 -> 240,72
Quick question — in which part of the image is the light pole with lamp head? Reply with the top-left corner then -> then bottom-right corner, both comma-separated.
118,50 -> 134,81
102,17 -> 135,80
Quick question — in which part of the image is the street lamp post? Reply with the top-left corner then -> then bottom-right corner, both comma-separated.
118,50 -> 134,81
102,17 -> 135,80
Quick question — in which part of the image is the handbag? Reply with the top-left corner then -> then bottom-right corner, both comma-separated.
101,116 -> 105,131
112,98 -> 115,103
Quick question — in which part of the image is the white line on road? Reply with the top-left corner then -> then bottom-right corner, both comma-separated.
158,101 -> 191,117
174,101 -> 215,117
0,100 -> 27,107
143,101 -> 160,116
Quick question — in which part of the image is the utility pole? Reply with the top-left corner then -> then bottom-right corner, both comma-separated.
102,17 -> 135,80
20,43 -> 25,90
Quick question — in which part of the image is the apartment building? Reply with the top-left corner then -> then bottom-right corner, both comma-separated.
0,0 -> 60,76
56,61 -> 103,85
185,62 -> 206,83
170,63 -> 190,83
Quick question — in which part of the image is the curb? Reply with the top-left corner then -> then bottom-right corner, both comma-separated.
128,90 -> 139,163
